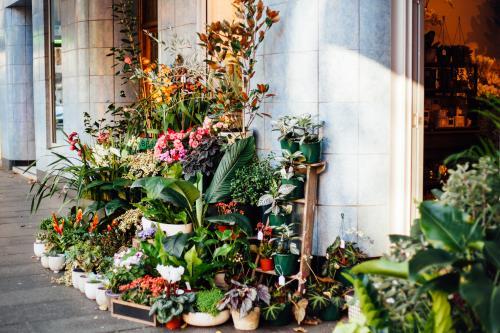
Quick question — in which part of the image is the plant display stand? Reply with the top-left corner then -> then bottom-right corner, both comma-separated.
253,161 -> 326,293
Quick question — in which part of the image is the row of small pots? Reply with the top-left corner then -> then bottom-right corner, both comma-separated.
280,139 -> 322,163
34,241 -> 66,273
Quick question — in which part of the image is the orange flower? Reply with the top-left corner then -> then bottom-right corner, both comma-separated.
89,213 -> 99,233
52,213 -> 64,235
75,209 -> 83,225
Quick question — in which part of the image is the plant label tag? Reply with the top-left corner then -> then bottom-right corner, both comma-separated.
257,231 -> 263,240
278,275 -> 285,286
340,239 -> 346,249
185,282 -> 191,291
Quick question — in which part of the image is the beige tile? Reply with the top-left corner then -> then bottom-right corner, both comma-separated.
89,20 -> 114,48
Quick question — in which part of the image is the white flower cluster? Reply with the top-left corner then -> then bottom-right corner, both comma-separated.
113,248 -> 143,268
156,264 -> 184,283
92,144 -> 121,167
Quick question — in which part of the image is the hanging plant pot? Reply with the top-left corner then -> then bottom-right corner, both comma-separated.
281,178 -> 304,199
263,303 -> 293,326
273,253 -> 299,276
259,258 -> 274,271
231,307 -> 261,330
280,139 -> 299,153
269,213 -> 291,227
319,303 -> 341,321
299,141 -> 322,163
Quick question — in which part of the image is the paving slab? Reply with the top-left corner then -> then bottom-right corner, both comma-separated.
0,169 -> 337,333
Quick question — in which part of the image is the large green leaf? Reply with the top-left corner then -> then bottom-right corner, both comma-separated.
353,275 -> 387,329
409,248 -> 455,281
162,233 -> 190,258
104,199 -> 127,216
485,241 -> 500,269
168,180 -> 200,205
205,213 -> 253,236
213,244 -> 232,258
184,246 -> 202,277
430,291 -> 455,333
205,136 -> 256,203
416,273 -> 460,297
131,177 -> 177,200
419,201 -> 480,252
459,265 -> 494,333
351,259 -> 408,279
491,286 -> 500,333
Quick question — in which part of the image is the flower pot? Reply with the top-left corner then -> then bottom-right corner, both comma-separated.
280,139 -> 299,153
320,303 -> 341,321
214,272 -> 230,290
335,267 -> 352,287
71,268 -> 84,288
182,310 -> 230,327
299,141 -> 322,163
269,213 -> 291,227
259,258 -> 274,272
40,254 -> 50,268
48,254 -> 66,273
85,280 -> 103,300
141,216 -> 154,230
78,274 -> 89,293
33,242 -> 46,258
96,287 -> 110,311
157,222 -> 193,236
273,254 -> 299,276
281,177 -> 304,200
263,303 -> 292,326
231,307 -> 261,330
165,316 -> 182,330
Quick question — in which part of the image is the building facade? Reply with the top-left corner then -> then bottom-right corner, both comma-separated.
0,0 -> 424,256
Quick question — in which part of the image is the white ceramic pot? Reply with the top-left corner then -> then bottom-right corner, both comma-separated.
71,269 -> 84,289
231,307 -> 260,331
158,222 -> 193,236
33,242 -> 46,258
40,254 -> 50,268
182,310 -> 230,327
48,254 -> 66,273
141,216 -> 154,230
78,274 -> 89,293
85,280 -> 103,300
96,287 -> 109,311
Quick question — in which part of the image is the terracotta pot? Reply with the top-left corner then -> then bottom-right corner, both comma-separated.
182,310 -> 230,327
231,307 -> 261,330
165,316 -> 182,330
259,258 -> 274,272
214,272 -> 230,290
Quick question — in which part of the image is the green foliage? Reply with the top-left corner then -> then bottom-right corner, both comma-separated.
149,292 -> 195,324
195,289 -> 224,316
262,303 -> 287,321
230,156 -> 278,206
322,236 -> 367,277
352,275 -> 387,329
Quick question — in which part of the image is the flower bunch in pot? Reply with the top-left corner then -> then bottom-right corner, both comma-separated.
257,180 -> 295,227
276,150 -> 306,200
217,280 -> 271,330
44,213 -> 72,273
182,288 -> 230,327
295,114 -> 324,163
261,286 -> 294,326
271,223 -> 301,277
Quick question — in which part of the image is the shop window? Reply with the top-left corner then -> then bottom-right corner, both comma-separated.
138,0 -> 158,64
48,0 -> 63,144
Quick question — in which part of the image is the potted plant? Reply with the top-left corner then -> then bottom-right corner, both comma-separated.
258,241 -> 274,272
217,280 -> 270,330
272,115 -> 302,153
277,150 -> 306,200
271,223 -> 301,276
306,280 -> 345,321
261,287 -> 293,326
96,284 -> 110,311
257,180 -> 295,226
85,274 -> 104,300
46,215 -> 67,273
136,199 -> 192,235
182,288 -> 230,327
33,232 -> 47,258
296,114 -> 323,163
322,236 -> 367,286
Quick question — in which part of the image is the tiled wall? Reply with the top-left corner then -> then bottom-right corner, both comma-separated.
0,2 -> 35,163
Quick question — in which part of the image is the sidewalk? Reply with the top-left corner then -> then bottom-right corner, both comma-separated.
0,170 -> 336,333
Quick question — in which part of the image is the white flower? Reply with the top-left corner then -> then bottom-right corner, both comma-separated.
156,264 -> 184,283
109,147 -> 121,157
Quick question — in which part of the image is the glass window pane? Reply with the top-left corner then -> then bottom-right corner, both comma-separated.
50,0 -> 63,143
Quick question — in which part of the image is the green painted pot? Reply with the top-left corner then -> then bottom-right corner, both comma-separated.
281,177 -> 304,200
299,141 -> 322,163
273,254 -> 299,276
280,139 -> 300,153
263,303 -> 293,326
320,303 -> 341,321
269,213 -> 291,227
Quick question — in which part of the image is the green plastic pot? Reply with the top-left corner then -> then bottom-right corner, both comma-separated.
299,141 -> 322,163
273,253 -> 299,276
263,303 -> 293,326
281,177 -> 304,200
280,139 -> 299,153
320,303 -> 341,321
269,213 -> 291,227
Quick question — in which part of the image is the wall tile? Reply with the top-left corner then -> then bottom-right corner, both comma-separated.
319,102 -> 358,154
62,49 -> 78,77
75,0 -> 89,22
175,0 -> 197,26
159,0 -> 175,30
360,0 -> 390,51
319,153 -> 358,206
89,0 -> 113,21
76,21 -> 89,49
89,47 -> 113,76
319,46 -> 359,102
77,48 -> 89,76
319,0 -> 359,51
89,20 -> 113,48
359,48 -> 391,103
315,205 -> 357,255
89,75 -> 114,103
357,205 -> 389,255
358,154 -> 389,205
358,100 -> 389,154
62,23 -> 77,52
264,0 -> 318,54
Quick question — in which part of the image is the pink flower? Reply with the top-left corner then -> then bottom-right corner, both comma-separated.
191,140 -> 199,148
124,56 -> 132,65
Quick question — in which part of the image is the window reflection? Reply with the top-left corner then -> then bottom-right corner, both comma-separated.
50,0 -> 63,143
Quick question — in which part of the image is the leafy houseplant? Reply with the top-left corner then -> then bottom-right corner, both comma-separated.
322,236 -> 367,286
261,287 -> 293,326
295,114 -> 324,163
217,280 -> 271,330
257,180 -> 295,226
306,281 -> 345,322
277,150 -> 306,200
272,115 -> 302,153
271,223 -> 301,276
258,241 -> 274,272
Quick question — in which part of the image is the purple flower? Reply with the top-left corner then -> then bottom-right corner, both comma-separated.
138,226 -> 157,240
